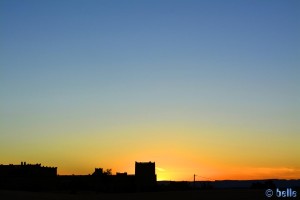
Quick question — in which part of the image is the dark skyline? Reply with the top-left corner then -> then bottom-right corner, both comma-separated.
1,0 -> 299,181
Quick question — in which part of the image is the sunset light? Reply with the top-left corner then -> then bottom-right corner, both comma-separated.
1,0 -> 299,183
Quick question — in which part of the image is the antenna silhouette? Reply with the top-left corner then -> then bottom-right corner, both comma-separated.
194,174 -> 197,188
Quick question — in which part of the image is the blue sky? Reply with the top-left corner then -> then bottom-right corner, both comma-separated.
1,0 -> 299,179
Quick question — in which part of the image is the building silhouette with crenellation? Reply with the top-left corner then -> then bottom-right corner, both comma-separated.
135,161 -> 157,191
0,162 -> 57,190
0,162 -> 57,177
0,161 -> 156,192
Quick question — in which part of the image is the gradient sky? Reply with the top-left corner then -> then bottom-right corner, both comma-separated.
1,0 -> 299,181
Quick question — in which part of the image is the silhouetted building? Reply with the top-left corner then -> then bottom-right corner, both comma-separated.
0,162 -> 57,177
92,168 -> 103,176
0,161 -> 158,192
0,162 -> 57,190
135,161 -> 157,191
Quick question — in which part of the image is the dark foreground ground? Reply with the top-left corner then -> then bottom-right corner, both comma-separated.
0,189 -> 275,200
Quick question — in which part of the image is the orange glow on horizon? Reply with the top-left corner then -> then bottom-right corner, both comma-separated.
56,164 -> 300,181
2,123 -> 299,181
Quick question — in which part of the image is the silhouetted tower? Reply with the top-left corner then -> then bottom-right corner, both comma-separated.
92,168 -> 103,176
135,161 -> 156,191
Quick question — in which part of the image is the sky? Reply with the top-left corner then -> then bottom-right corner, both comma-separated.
0,0 -> 299,181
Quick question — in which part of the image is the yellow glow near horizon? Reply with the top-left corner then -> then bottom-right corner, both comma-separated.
56,164 -> 300,181
1,119 -> 299,180
1,0 -> 299,183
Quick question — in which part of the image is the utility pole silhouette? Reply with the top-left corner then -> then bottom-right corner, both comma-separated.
193,174 -> 197,189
